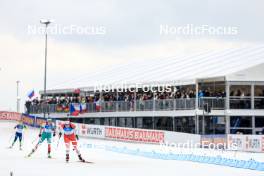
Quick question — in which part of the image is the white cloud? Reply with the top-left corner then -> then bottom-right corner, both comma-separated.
0,33 -> 254,111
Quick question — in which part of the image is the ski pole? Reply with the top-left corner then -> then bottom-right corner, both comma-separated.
8,134 -> 15,148
21,133 -> 25,146
56,135 -> 62,149
31,137 -> 39,144
8,133 -> 14,144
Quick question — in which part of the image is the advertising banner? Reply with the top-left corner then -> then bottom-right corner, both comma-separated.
105,127 -> 165,144
35,117 -> 47,128
0,111 -> 21,121
245,135 -> 262,152
201,135 -> 226,149
21,114 -> 35,127
21,114 -> 56,128
79,123 -> 105,138
227,135 -> 245,151
165,131 -> 201,147
227,135 -> 264,152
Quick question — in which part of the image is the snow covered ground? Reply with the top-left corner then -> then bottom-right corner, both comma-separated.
0,121 -> 263,176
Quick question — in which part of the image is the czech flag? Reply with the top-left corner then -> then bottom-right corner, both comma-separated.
27,90 -> 35,99
70,103 -> 81,116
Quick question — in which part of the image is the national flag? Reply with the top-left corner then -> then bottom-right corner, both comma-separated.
74,89 -> 81,94
95,100 -> 101,111
56,105 -> 63,112
70,103 -> 81,116
63,106 -> 70,113
27,90 -> 35,99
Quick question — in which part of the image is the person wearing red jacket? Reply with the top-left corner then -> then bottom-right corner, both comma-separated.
59,119 -> 85,163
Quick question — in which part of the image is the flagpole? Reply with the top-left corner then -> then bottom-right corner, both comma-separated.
40,19 -> 52,119
16,81 -> 20,112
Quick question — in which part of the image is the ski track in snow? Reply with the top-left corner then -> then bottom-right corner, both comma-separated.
0,121 -> 263,176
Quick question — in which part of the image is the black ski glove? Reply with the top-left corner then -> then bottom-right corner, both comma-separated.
38,133 -> 41,137
76,135 -> 79,140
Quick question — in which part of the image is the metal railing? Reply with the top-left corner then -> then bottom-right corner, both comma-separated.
27,98 -> 196,114
198,97 -> 225,110
26,96 -> 264,114
136,100 -> 154,111
230,96 -> 251,109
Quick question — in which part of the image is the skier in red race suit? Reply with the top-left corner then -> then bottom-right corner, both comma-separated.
58,119 -> 85,163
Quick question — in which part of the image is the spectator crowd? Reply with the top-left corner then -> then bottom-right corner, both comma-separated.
25,87 -> 227,114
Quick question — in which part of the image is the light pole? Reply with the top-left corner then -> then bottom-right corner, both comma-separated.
16,81 -> 20,112
40,19 -> 52,118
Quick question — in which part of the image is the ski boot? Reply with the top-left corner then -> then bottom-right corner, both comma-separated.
66,154 -> 69,163
27,149 -> 35,157
48,152 -> 52,159
9,143 -> 14,149
78,154 -> 85,162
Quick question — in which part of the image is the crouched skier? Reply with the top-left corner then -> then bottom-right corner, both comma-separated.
27,118 -> 56,158
59,119 -> 85,163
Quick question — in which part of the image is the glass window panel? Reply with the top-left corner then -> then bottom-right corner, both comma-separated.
230,129 -> 252,134
230,116 -> 252,128
136,117 -> 153,129
230,85 -> 251,96
154,117 -> 173,131
255,116 -> 264,128
175,116 -> 195,134
254,85 -> 264,109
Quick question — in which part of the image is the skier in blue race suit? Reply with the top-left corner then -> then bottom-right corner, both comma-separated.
10,120 -> 27,150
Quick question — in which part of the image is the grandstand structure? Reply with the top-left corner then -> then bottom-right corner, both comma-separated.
27,45 -> 264,135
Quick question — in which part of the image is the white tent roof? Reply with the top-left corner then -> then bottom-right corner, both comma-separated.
47,45 -> 264,93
